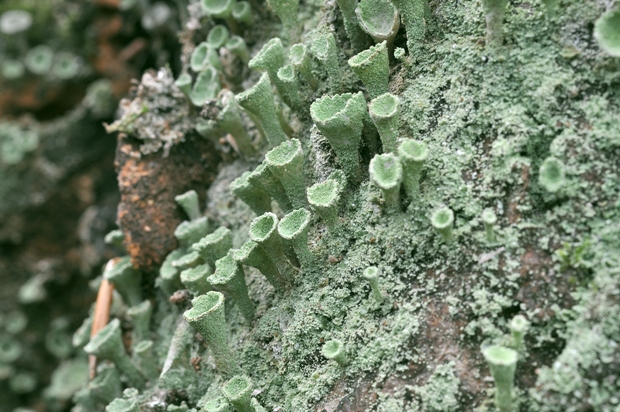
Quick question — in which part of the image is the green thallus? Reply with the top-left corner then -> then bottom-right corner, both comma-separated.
247,162 -> 293,212
222,375 -> 254,412
83,319 -> 146,389
265,138 -> 307,208
289,43 -> 318,88
175,190 -> 202,221
310,92 -> 367,184
278,208 -> 313,266
174,216 -> 209,247
362,266 -> 384,302
52,52 -> 82,80
103,257 -> 142,307
397,139 -> 428,197
236,73 -> 288,147
348,41 -> 390,100
89,365 -> 122,405
482,345 -> 518,412
105,397 -> 140,412
180,263 -> 212,296
322,339 -> 347,366
208,252 -> 255,323
481,208 -> 497,243
430,207 -> 455,243
369,93 -> 400,153
192,226 -> 233,267
369,153 -> 403,211
356,0 -> 400,49
311,33 -> 341,91
538,157 -> 565,193
230,171 -> 272,215
201,396 -> 232,412
183,291 -> 238,375
306,179 -> 341,231
127,300 -> 153,344
172,250 -> 202,272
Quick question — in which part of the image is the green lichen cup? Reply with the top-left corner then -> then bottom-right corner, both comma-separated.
369,153 -> 403,212
306,179 -> 341,231
594,9 -> 620,57
369,93 -> 400,153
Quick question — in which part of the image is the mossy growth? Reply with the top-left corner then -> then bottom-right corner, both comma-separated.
356,0 -> 400,48
236,73 -> 288,147
222,375 -> 253,412
306,178 -> 341,231
265,138 -> 307,209
369,153 -> 403,212
594,8 -> 620,57
83,319 -> 146,389
482,345 -> 518,412
310,92 -> 367,184
192,226 -> 233,266
183,292 -> 238,375
348,41 -> 390,100
322,339 -> 347,366
208,252 -> 255,323
538,156 -> 566,193
430,207 -> 454,243
369,92 -> 400,153
278,208 -> 312,266
397,139 -> 428,198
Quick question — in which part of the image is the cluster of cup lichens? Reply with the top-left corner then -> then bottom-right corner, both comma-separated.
0,9 -> 85,81
73,0 -> 606,409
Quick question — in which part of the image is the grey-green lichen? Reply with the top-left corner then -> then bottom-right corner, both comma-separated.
56,0 -> 620,411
